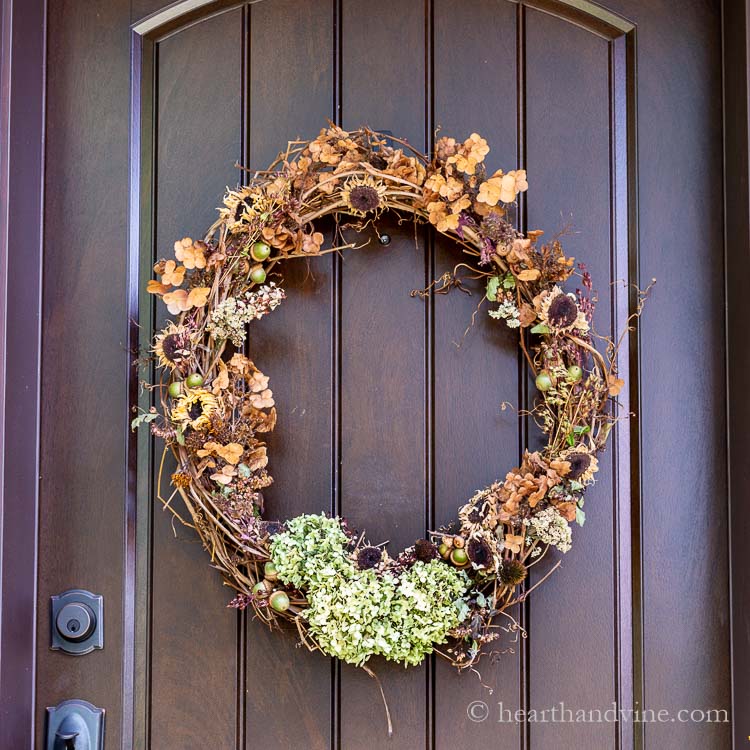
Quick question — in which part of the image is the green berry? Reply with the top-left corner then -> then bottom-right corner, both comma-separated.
168,381 -> 183,398
264,561 -> 279,581
438,543 -> 450,559
269,590 -> 290,612
567,365 -> 583,383
186,373 -> 204,388
250,265 -> 267,284
250,241 -> 271,262
450,548 -> 469,566
535,370 -> 553,392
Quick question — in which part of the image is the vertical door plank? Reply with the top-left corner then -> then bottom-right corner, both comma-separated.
149,11 -> 242,749
339,0 -> 428,747
432,1 -> 523,746
604,1 -> 731,747
525,10 -> 616,749
37,0 -> 131,745
243,1 -> 335,747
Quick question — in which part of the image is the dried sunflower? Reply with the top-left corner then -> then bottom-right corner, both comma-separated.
466,534 -> 496,570
458,486 -> 500,534
152,322 -> 193,371
536,286 -> 589,334
220,186 -> 256,230
558,445 -> 599,484
171,389 -> 219,431
340,175 -> 387,217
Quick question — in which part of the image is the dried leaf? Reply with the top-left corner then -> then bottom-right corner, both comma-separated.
607,375 -> 625,396
517,269 -> 541,282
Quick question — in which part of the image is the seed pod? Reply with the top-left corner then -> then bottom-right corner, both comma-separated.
269,590 -> 290,613
264,561 -> 279,582
450,548 -> 469,566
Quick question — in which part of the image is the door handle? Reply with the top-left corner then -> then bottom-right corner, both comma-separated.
46,699 -> 104,750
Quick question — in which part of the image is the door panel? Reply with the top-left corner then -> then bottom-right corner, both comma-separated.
432,2 -> 522,747
525,12 -> 616,749
149,10 -> 243,747
37,1 -> 730,748
243,2 -> 336,746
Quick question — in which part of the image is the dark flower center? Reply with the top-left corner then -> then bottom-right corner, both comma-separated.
162,333 -> 187,363
499,559 -> 528,586
371,154 -> 388,170
567,452 -> 591,480
467,507 -> 484,524
263,521 -> 285,537
414,539 -> 439,562
188,401 -> 204,421
547,294 -> 579,328
467,537 -> 492,568
234,200 -> 248,222
357,546 -> 383,569
349,185 -> 381,213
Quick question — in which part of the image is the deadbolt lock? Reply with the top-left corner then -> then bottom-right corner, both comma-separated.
50,589 -> 103,655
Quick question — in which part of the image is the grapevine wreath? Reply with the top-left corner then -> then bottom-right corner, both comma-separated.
136,125 -> 646,706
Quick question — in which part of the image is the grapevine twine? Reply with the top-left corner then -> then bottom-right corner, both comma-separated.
137,126 -> 647,714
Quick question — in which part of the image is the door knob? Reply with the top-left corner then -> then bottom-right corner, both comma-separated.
46,699 -> 104,750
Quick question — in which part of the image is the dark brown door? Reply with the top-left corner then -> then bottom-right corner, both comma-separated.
34,1 -> 731,748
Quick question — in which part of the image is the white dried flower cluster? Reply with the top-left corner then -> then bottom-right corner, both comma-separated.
488,299 -> 521,328
524,507 -> 572,553
206,283 -> 285,346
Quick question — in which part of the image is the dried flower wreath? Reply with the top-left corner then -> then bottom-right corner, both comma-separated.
136,125 -> 646,698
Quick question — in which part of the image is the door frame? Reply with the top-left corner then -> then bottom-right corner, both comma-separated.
0,0 -> 747,747
0,0 -> 46,745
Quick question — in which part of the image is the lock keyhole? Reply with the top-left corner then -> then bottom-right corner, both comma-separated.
55,602 -> 95,643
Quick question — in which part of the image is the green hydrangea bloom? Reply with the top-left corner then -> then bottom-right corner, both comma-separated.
270,514 -> 470,666
269,513 -> 353,589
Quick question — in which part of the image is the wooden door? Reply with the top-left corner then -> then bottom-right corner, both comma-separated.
33,1 -> 731,748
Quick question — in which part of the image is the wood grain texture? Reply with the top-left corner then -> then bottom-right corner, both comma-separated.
432,1 -> 523,746
525,11 -> 616,749
604,1 -> 731,747
242,1 -> 335,747
33,1 -> 732,748
149,10 -> 243,749
36,0 -> 131,747
337,2 -> 428,746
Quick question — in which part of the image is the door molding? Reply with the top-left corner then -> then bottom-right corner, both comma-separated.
0,0 -> 46,746
722,1 -> 750,747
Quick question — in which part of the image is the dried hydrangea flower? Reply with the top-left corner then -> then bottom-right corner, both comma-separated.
206,284 -> 286,346
524,507 -> 573,553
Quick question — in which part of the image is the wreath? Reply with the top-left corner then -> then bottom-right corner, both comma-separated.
136,125 -> 645,694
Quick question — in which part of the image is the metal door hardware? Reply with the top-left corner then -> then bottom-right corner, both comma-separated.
50,589 -> 103,655
46,699 -> 104,750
